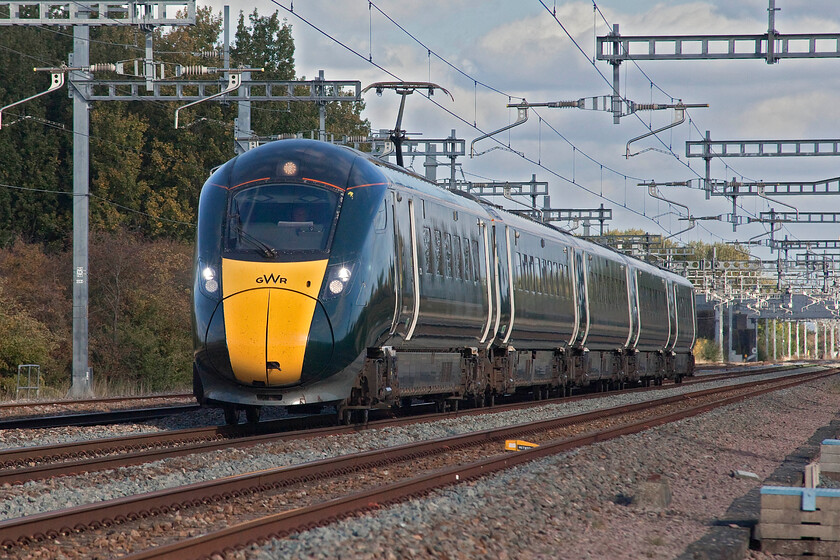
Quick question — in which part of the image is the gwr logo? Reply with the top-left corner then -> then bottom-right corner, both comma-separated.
256,274 -> 288,285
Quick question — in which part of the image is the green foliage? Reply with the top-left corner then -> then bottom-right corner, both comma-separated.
0,287 -> 55,375
0,9 -> 370,396
0,235 -> 194,397
0,7 -> 369,245
693,338 -> 722,363
683,240 -> 750,263
233,10 -> 295,79
0,240 -> 69,390
0,27 -> 73,247
88,231 -> 193,392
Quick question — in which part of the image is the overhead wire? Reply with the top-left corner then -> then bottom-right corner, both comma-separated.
5,0 -> 740,243
316,0 -> 755,244
550,1 -> 798,248
366,0 -> 763,246
0,182 -> 194,226
7,1 -> 798,249
272,0 -> 686,238
589,1 -> 795,246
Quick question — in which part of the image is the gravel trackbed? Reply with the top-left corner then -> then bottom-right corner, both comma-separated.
251,376 -> 840,560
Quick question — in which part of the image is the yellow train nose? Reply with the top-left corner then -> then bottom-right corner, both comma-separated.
221,259 -> 329,386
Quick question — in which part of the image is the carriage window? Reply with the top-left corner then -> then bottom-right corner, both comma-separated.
434,230 -> 443,276
422,227 -> 432,275
374,199 -> 387,232
543,260 -> 549,295
444,233 -> 452,278
226,183 -> 340,255
463,240 -> 472,281
547,261 -> 554,296
528,256 -> 537,292
453,236 -> 463,279
523,255 -> 530,292
565,263 -> 571,299
472,240 -> 481,281
557,262 -> 563,297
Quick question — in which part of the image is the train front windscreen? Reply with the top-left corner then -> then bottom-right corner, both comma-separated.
224,184 -> 341,256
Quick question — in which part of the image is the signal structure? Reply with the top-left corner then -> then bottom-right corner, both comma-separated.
592,0 -> 840,319
596,0 -> 840,121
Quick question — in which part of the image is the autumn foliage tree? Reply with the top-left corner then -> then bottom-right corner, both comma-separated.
0,8 -> 369,395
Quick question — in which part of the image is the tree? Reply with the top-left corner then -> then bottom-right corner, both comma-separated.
90,104 -> 151,232
0,241 -> 67,392
88,230 -> 192,391
0,26 -> 72,246
683,240 -> 750,263
0,8 -> 370,395
231,10 -> 370,139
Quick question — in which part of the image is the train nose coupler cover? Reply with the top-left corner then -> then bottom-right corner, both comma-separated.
220,258 -> 330,386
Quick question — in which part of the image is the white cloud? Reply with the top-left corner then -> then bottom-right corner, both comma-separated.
195,0 -> 840,251
742,91 -> 840,137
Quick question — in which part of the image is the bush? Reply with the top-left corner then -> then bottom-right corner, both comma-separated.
88,231 -> 192,392
694,338 -> 722,363
0,234 -> 193,398
0,285 -> 58,397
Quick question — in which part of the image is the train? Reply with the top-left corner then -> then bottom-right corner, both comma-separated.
192,138 -> 696,424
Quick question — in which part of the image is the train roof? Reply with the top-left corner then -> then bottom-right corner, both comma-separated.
234,140 -> 692,289
352,146 -> 692,287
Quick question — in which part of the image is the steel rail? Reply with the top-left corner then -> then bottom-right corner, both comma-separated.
0,364 -> 800,485
0,404 -> 201,430
0,414 -> 337,483
0,393 -> 193,411
0,366 -> 798,485
0,366 -> 834,552
121,367 -> 839,560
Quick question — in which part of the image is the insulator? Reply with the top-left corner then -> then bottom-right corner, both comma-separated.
88,63 -> 117,72
346,136 -> 368,143
194,50 -> 221,59
180,65 -> 210,76
633,103 -> 665,111
547,100 -> 580,108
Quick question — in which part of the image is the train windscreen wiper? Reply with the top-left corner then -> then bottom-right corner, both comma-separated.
233,223 -> 277,259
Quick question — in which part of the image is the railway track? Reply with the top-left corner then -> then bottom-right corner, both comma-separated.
0,393 -> 193,414
0,403 -> 201,430
0,393 -> 197,430
0,364 -> 834,559
0,363 -> 800,432
0,363 -> 805,486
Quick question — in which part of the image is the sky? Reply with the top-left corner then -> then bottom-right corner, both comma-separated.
197,0 -> 840,261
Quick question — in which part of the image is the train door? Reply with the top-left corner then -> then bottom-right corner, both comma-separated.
389,191 -> 420,341
495,224 -> 514,345
626,267 -> 641,348
688,287 -> 697,348
665,280 -> 677,351
572,250 -> 590,347
479,220 -> 495,346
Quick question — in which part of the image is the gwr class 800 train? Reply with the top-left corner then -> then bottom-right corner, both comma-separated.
192,139 -> 695,423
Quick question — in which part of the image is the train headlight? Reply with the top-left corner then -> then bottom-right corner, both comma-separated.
282,161 -> 298,176
202,267 -> 219,294
198,260 -> 220,298
328,279 -> 345,295
321,262 -> 357,300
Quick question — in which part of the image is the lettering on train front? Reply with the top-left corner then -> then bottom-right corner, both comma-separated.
256,274 -> 288,285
